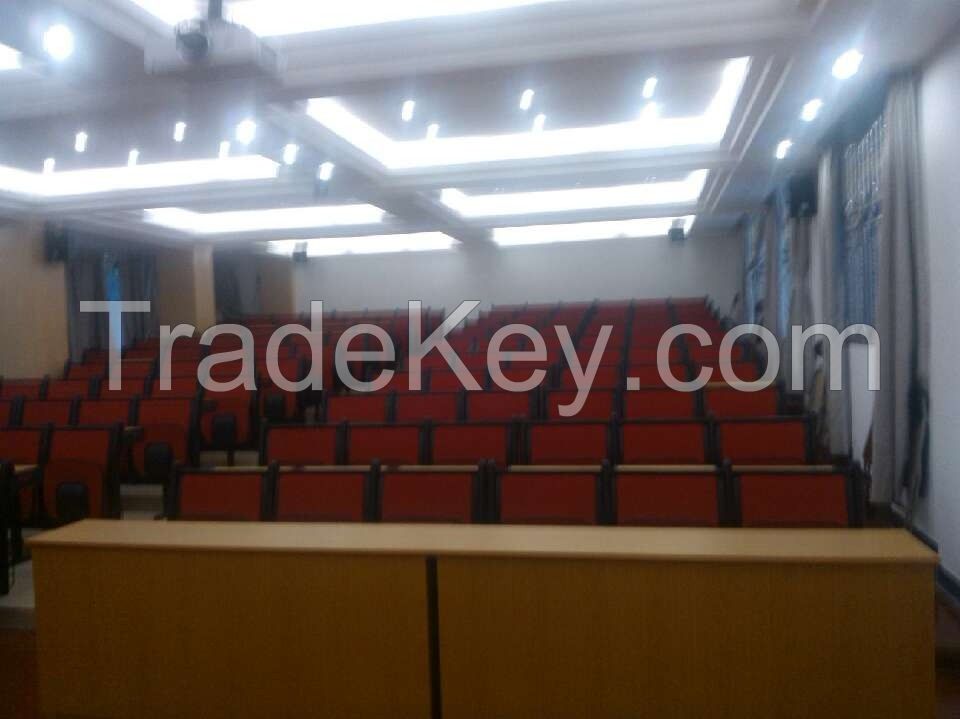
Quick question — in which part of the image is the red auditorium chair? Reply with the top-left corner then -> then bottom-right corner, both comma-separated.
379,466 -> 484,523
0,398 -> 20,427
732,466 -> 861,527
0,427 -> 48,523
46,379 -> 95,400
613,466 -> 724,526
544,389 -> 618,421
260,424 -> 342,466
346,424 -> 424,465
619,419 -> 712,464
42,426 -> 121,522
169,467 -> 271,521
687,344 -> 746,363
63,362 -> 107,381
716,418 -> 813,465
324,394 -> 391,423
493,465 -> 605,525
623,389 -> 700,419
431,422 -> 514,466
704,386 -> 780,417
0,379 -> 46,400
21,399 -> 77,426
698,361 -> 763,383
524,421 -> 611,464
148,376 -> 199,399
465,391 -> 536,421
558,365 -> 622,390
394,393 -> 462,423
274,466 -> 373,522
629,346 -> 680,364
133,398 -> 197,482
200,387 -> 257,453
429,368 -> 486,392
77,399 -> 136,427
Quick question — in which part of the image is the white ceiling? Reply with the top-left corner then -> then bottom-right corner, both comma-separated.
0,0 -> 959,252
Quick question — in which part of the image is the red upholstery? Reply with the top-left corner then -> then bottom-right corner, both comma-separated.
621,421 -> 709,464
433,423 -> 510,465
705,387 -> 778,417
699,361 -> 762,383
395,393 -> 460,422
21,400 -> 74,426
348,425 -> 422,465
626,364 -> 689,387
200,392 -> 254,444
258,386 -> 298,419
149,377 -> 199,398
0,428 -> 46,519
615,472 -> 719,526
133,399 -> 194,473
275,471 -> 366,522
465,392 -> 532,421
77,400 -> 132,426
527,423 -> 608,464
43,428 -> 115,519
718,420 -> 808,464
64,363 -> 106,380
559,365 -> 622,390
381,471 -> 476,523
624,390 -> 698,419
177,472 -> 264,521
499,471 -> 598,525
326,394 -> 389,423
264,426 -> 339,465
99,379 -> 147,399
545,390 -> 615,421
629,346 -> 680,363
0,380 -> 45,400
46,380 -> 91,400
0,400 -> 15,427
430,369 -> 484,391
738,473 -> 849,527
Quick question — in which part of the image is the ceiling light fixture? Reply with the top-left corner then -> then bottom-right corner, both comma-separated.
493,216 -> 697,247
267,232 -> 458,257
532,113 -> 546,133
306,56 -> 750,170
318,161 -> 335,181
236,118 -> 258,145
801,98 -> 823,122
639,102 -> 660,122
0,43 -> 22,71
74,131 -> 88,153
43,158 -> 56,175
219,141 -> 231,159
519,88 -> 535,111
144,204 -> 386,234
832,49 -> 864,80
173,121 -> 187,143
283,143 -> 300,165
426,123 -> 440,140
642,77 -> 658,100
42,24 -> 75,61
440,170 -> 708,218
775,139 -> 793,160
401,100 -> 416,122
127,149 -> 140,167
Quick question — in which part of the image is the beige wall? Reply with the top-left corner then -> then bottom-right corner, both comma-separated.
154,243 -> 216,330
0,219 -> 69,378
256,255 -> 295,316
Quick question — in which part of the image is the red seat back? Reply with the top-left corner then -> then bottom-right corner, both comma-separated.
77,400 -> 133,426
718,420 -> 809,464
620,421 -> 709,464
526,423 -> 609,464
615,471 -> 720,526
347,425 -> 422,465
432,423 -> 511,465
0,428 -> 46,465
22,400 -> 74,426
44,428 -> 117,519
705,387 -> 779,417
545,390 -> 616,421
46,380 -> 92,400
275,470 -> 368,522
0,380 -> 45,400
465,392 -> 533,421
737,472 -> 849,527
326,394 -> 389,423
395,393 -> 460,422
175,471 -> 266,521
624,389 -> 698,419
498,470 -> 599,525
380,470 -> 479,523
0,399 -> 16,427
263,425 -> 340,465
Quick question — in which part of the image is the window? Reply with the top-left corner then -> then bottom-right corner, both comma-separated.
841,115 -> 884,327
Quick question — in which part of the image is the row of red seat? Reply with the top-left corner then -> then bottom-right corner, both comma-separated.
261,416 -> 815,467
168,463 -> 861,528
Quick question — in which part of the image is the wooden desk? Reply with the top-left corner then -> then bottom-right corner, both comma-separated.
30,522 -> 937,719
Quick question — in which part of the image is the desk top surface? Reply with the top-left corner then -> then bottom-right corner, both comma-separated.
29,520 -> 938,565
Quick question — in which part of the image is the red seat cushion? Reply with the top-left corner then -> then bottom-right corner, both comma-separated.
348,425 -> 421,465
275,471 -> 366,522
624,390 -> 698,419
46,381 -> 91,400
326,395 -> 389,423
0,381 -> 44,400
545,391 -> 615,421
177,472 -> 263,521
265,426 -> 339,465
433,423 -> 510,465
739,473 -> 849,527
77,400 -> 131,426
21,401 -> 73,426
527,423 -> 608,464
621,422 -> 708,464
616,473 -> 719,526
499,472 -> 597,525
706,387 -> 778,417
381,472 -> 475,523
395,393 -> 460,422
466,392 -> 532,421
719,420 -> 808,464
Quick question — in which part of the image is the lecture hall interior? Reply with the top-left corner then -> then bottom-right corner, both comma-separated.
1,0 -> 960,717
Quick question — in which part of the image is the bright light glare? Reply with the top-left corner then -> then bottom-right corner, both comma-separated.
426,123 -> 440,140
74,132 -> 88,153
639,102 -> 660,122
267,232 -> 458,257
441,170 -> 708,218
318,161 -> 335,181
0,156 -> 280,198
493,216 -> 697,247
144,204 -> 386,234
775,139 -> 793,160
532,113 -> 546,132
173,121 -> 187,142
43,24 -> 75,61
832,49 -> 863,80
236,119 -> 258,145
0,44 -> 22,71
219,141 -> 231,159
520,89 -> 535,111
306,57 -> 750,170
127,0 -> 198,25
401,100 -> 416,122
801,98 -> 823,122
643,77 -> 658,100
128,149 -> 140,167
283,143 -> 300,165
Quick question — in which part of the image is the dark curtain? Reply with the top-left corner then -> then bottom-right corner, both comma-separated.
66,249 -> 108,362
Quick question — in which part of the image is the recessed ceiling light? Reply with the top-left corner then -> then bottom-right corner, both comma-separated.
493,216 -> 697,247
236,118 -> 258,145
776,139 -> 793,160
128,149 -> 140,167
144,204 -> 386,234
43,158 -> 56,175
42,24 -> 75,61
832,49 -> 863,80
282,143 -> 300,165
267,232 -> 458,258
532,113 -> 546,133
318,161 -> 335,181
74,131 -> 88,153
426,123 -> 440,140
642,77 -> 658,100
401,100 -> 416,122
520,89 -> 535,111
0,43 -> 22,71
639,102 -> 660,122
173,121 -> 187,143
219,141 -> 231,159
801,98 -> 823,122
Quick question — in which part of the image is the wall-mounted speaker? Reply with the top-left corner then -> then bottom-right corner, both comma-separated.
43,222 -> 69,263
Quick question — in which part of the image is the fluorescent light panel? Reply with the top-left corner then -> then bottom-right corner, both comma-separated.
493,216 -> 696,247
441,170 -> 708,218
832,49 -> 864,80
306,57 -> 750,170
776,140 -> 793,160
145,204 -> 385,234
0,43 -> 22,71
267,232 -> 458,257
801,98 -> 823,122
642,77 -> 658,100
0,156 -> 280,198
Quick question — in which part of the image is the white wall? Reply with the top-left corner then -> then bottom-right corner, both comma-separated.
293,232 -> 743,314
916,30 -> 960,578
